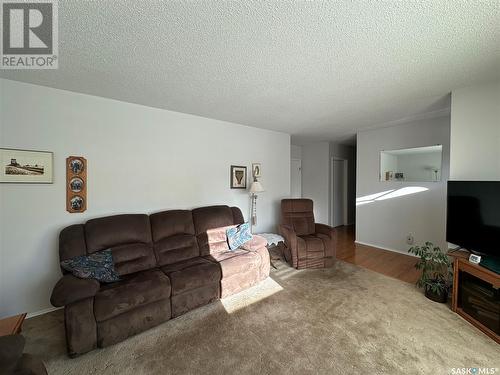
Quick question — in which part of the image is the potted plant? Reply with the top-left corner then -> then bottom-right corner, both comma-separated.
408,242 -> 452,303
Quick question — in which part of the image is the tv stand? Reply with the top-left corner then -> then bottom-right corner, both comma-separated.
448,250 -> 500,344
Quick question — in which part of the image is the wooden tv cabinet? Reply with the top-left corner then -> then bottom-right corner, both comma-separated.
448,250 -> 500,344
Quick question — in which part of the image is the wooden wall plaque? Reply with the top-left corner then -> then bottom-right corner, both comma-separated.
66,156 -> 87,213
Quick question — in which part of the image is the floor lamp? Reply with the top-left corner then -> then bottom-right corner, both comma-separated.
249,179 -> 264,233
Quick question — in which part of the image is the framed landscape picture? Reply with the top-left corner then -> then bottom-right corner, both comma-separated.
230,165 -> 247,189
0,148 -> 53,183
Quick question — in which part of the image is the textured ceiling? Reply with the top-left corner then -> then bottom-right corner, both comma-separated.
1,1 -> 499,143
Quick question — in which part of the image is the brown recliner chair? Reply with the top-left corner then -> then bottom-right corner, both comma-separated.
279,199 -> 335,269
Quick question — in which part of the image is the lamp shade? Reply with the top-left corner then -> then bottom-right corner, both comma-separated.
249,181 -> 264,193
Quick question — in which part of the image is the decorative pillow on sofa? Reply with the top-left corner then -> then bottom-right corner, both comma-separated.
226,222 -> 253,250
60,249 -> 120,283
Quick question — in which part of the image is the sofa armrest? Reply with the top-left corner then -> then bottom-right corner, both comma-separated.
240,235 -> 268,251
50,274 -> 100,307
315,223 -> 335,239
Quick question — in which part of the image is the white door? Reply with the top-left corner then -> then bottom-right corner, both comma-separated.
290,159 -> 302,198
333,159 -> 345,227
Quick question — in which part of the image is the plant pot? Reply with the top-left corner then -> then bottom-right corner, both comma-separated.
424,286 -> 448,303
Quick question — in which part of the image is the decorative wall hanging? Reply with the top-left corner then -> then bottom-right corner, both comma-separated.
0,148 -> 53,183
252,163 -> 262,179
230,165 -> 247,189
66,156 -> 87,213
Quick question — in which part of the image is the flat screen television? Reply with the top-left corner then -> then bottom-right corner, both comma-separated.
447,181 -> 500,256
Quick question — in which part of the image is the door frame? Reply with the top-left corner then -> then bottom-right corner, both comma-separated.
331,157 -> 348,227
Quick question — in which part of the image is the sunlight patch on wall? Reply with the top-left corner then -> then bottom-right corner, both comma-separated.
356,187 -> 429,206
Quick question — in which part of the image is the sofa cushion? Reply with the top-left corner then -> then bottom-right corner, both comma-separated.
150,210 -> 195,241
204,224 -> 237,255
59,224 -> 87,263
85,214 -> 152,252
231,207 -> 245,225
205,250 -> 261,278
110,243 -> 156,275
161,257 -> 221,295
154,234 -> 199,266
150,210 -> 200,266
94,269 -> 171,322
192,206 -> 236,235
193,206 -> 247,255
97,299 -> 171,348
84,215 -> 156,276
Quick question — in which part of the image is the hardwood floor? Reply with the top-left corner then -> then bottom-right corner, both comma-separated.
335,225 -> 420,284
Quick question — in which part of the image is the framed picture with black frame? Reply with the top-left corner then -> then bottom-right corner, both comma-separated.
230,165 -> 247,189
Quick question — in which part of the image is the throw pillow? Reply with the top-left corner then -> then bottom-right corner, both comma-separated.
227,222 -> 253,250
61,249 -> 120,283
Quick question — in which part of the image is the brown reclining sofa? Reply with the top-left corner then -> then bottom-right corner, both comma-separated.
50,205 -> 270,357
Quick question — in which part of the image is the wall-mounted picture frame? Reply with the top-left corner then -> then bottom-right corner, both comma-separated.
66,156 -> 87,213
0,148 -> 53,183
230,165 -> 247,189
252,163 -> 262,178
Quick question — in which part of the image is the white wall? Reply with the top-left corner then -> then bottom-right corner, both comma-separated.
0,79 -> 290,318
450,81 -> 500,180
396,151 -> 442,182
380,152 -> 398,180
291,144 -> 302,160
356,115 -> 450,254
301,142 -> 330,224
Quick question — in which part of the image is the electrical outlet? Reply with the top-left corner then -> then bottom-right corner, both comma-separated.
406,234 -> 414,245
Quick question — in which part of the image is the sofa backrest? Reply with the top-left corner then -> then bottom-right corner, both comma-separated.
150,210 -> 199,266
84,214 -> 155,276
58,205 -> 245,273
281,199 -> 315,236
192,205 -> 244,256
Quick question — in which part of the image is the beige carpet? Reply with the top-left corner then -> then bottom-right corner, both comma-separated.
23,260 -> 500,375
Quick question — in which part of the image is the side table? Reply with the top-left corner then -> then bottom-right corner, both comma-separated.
256,233 -> 285,270
0,313 -> 27,337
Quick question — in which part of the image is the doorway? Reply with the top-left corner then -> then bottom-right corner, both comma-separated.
291,158 -> 302,198
331,158 -> 348,227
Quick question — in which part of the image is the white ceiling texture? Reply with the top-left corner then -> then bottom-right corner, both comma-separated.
1,1 -> 499,144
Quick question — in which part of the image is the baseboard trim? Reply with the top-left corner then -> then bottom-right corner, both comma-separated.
27,306 -> 62,319
354,240 -> 417,258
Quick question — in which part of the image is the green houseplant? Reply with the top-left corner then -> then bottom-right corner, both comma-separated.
408,242 -> 452,303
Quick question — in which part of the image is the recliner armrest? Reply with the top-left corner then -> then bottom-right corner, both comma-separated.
279,224 -> 297,248
315,223 -> 335,239
50,274 -> 100,307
